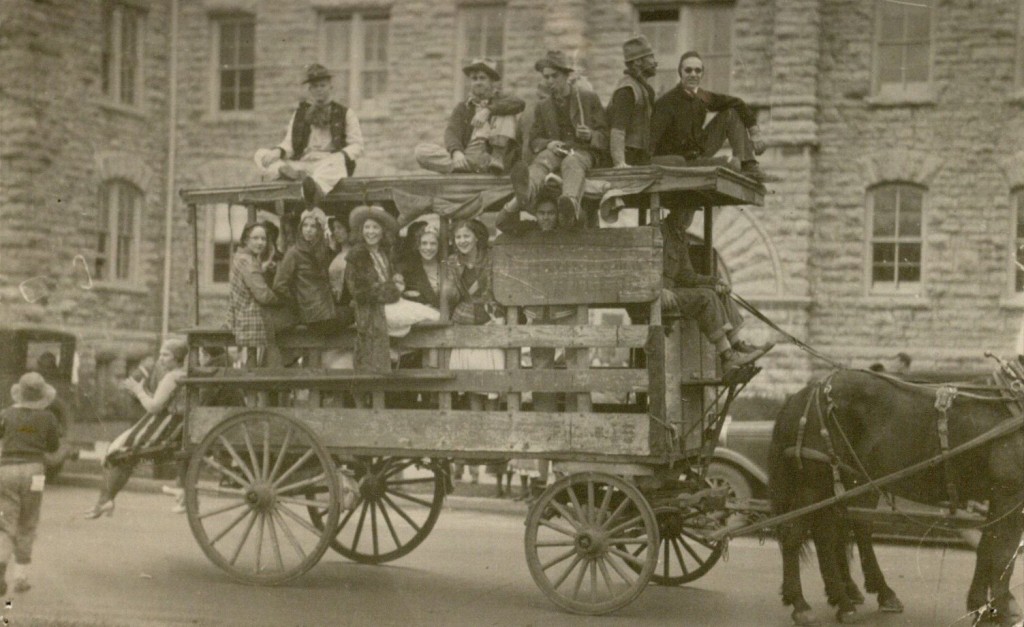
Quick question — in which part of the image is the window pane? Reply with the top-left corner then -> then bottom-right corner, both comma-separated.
324,18 -> 351,67
879,2 -> 905,42
237,22 -> 254,65
897,187 -> 922,236
905,5 -> 931,41
877,44 -> 902,84
873,242 -> 896,265
904,43 -> 929,82
897,243 -> 921,283
872,186 -> 897,236
219,22 -> 236,60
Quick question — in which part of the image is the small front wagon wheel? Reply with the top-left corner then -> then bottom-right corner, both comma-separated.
524,472 -> 659,615
184,411 -> 340,585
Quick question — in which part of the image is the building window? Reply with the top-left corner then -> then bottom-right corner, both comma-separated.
96,180 -> 142,282
455,5 -> 505,96
214,14 -> 255,112
101,2 -> 145,106
1013,189 -> 1024,293
206,206 -> 278,285
868,183 -> 924,291
638,3 -> 734,95
873,0 -> 933,96
321,13 -> 390,110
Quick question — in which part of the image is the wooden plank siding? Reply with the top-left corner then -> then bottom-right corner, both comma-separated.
187,407 -> 655,460
184,325 -> 650,350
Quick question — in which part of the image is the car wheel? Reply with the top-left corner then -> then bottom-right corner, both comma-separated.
706,462 -> 754,500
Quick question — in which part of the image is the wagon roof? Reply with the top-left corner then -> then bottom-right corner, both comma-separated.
178,165 -> 764,209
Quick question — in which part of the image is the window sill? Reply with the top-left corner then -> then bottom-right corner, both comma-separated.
861,292 -> 931,309
865,87 -> 938,108
92,281 -> 149,295
97,99 -> 148,119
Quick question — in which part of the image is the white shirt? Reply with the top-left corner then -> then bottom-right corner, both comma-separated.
277,105 -> 364,162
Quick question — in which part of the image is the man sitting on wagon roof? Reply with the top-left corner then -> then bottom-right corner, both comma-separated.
650,51 -> 768,183
414,58 -> 525,176
661,206 -> 773,373
510,51 -> 609,229
253,63 -> 364,206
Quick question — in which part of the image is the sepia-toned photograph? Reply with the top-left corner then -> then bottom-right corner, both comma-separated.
0,0 -> 1022,624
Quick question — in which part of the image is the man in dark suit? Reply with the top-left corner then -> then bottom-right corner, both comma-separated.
510,51 -> 609,228
650,51 -> 767,182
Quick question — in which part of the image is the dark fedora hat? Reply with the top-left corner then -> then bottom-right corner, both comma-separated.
534,50 -> 573,74
462,57 -> 501,81
302,63 -> 333,84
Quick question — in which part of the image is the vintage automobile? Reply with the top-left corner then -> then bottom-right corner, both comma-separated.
0,325 -> 81,478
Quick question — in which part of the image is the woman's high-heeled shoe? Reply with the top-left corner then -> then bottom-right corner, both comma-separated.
83,500 -> 114,519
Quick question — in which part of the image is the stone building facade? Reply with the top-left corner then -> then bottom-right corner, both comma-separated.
3,0 -> 1024,405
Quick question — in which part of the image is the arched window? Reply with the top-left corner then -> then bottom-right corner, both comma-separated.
867,183 -> 924,291
96,180 -> 142,282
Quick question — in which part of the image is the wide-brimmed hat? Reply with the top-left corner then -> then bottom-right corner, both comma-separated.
534,50 -> 573,74
302,63 -> 333,84
462,57 -> 501,81
11,372 -> 56,410
623,35 -> 654,63
349,205 -> 398,238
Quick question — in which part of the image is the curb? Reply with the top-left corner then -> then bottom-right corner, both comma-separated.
52,471 -> 528,518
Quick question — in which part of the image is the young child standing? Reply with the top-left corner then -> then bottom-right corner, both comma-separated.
0,372 -> 62,594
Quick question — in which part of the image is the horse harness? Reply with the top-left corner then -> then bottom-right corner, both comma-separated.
786,367 -> 1024,515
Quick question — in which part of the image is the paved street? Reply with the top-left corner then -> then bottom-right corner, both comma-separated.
7,483 -> 1016,626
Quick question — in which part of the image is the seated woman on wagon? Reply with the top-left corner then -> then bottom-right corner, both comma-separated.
229,222 -> 285,367
273,208 -> 354,337
345,206 -> 439,374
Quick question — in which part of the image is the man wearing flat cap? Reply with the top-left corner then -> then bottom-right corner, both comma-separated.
607,36 -> 658,168
511,50 -> 608,228
415,58 -> 525,175
254,63 -> 365,205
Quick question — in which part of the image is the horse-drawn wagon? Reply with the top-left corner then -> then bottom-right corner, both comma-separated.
175,165 -> 766,614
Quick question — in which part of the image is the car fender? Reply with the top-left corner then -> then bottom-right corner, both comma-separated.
710,448 -> 768,489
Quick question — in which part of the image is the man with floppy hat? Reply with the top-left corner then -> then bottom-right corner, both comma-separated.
254,63 -> 365,205
0,372 -> 63,595
511,50 -> 608,228
415,58 -> 525,175
607,35 -> 658,168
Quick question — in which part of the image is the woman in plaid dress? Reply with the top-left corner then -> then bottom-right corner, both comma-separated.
230,223 -> 282,364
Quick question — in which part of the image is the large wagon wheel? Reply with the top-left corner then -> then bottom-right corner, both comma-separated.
524,472 -> 659,615
307,456 -> 446,564
629,505 -> 726,586
184,411 -> 341,585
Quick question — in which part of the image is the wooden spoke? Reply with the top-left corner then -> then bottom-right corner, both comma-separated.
604,550 -> 635,585
605,515 -> 645,538
607,547 -> 646,569
198,499 -> 248,521
265,511 -> 286,572
671,538 -> 689,576
596,557 -> 615,595
541,548 -> 578,571
277,496 -> 334,509
350,501 -> 370,552
210,506 -> 254,546
380,493 -> 422,532
217,435 -> 256,484
551,555 -> 584,590
271,508 -> 306,562
202,456 -> 250,490
370,501 -> 380,557
601,498 -> 632,532
534,539 -> 577,548
254,513 -> 266,573
586,481 -> 596,526
596,484 -> 614,526
275,473 -> 328,497
606,536 -> 650,546
383,459 -> 417,479
241,423 -> 262,481
261,420 -> 271,484
384,488 -> 433,508
386,477 -> 436,486
571,556 -> 588,599
267,428 -> 293,484
538,518 -> 577,538
376,497 -> 402,549
271,449 -> 315,489
679,528 -> 717,549
276,501 -> 327,538
546,500 -> 584,532
228,510 -> 260,566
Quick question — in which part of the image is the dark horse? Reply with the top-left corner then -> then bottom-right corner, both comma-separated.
768,369 -> 1024,625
